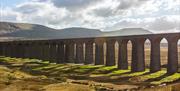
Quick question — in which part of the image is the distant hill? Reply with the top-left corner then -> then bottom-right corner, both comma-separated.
0,22 -> 102,39
0,22 -> 54,34
102,28 -> 153,37
2,27 -> 102,39
0,22 -> 153,40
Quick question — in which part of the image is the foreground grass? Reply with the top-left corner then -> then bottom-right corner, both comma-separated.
151,73 -> 180,85
0,56 -> 180,87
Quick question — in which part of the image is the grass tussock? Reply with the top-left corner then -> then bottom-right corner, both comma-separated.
0,56 -> 180,91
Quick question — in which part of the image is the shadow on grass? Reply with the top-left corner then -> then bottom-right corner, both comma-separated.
146,73 -> 170,82
1,56 -> 180,86
43,65 -> 102,76
0,61 -> 12,65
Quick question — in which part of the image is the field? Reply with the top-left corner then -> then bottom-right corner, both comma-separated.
0,43 -> 179,91
0,56 -> 180,91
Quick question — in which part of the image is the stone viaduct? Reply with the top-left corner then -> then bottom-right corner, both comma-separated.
0,32 -> 179,74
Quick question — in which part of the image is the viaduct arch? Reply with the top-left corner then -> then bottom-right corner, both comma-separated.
0,32 -> 179,74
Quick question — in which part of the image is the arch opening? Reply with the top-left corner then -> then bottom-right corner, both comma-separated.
74,43 -> 76,60
127,40 -> 132,68
115,41 -> 119,65
104,42 -> 106,64
144,39 -> 151,68
83,43 -> 85,62
93,43 -> 95,64
178,39 -> 180,72
160,38 -> 168,69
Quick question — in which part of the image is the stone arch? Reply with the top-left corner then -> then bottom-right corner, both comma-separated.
117,39 -> 129,69
149,37 -> 162,72
104,42 -> 106,65
64,40 -> 75,63
84,40 -> 94,64
16,42 -> 25,58
160,38 -> 168,69
75,40 -> 84,63
2,42 -> 8,57
4,42 -> 11,57
94,38 -> 105,65
24,42 -> 32,59
56,41 -> 65,63
144,39 -> 151,68
127,40 -> 132,67
49,42 -> 57,63
178,39 -> 180,72
70,42 -> 76,63
106,38 -> 116,66
0,42 -> 4,56
131,38 -> 146,72
115,41 -> 119,65
166,36 -> 179,74
36,42 -> 44,60
44,42 -> 51,61
83,42 -> 86,62
93,42 -> 95,64
74,43 -> 77,60
55,42 -> 60,63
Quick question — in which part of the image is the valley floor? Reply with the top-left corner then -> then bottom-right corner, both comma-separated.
0,57 -> 180,91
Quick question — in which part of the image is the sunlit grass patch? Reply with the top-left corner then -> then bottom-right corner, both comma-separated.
128,70 -> 166,82
1,56 -> 180,87
56,65 -> 79,73
65,65 -> 100,74
92,66 -> 117,74
73,68 -> 92,73
0,65 -> 32,84
40,60 -> 49,64
140,70 -> 166,81
0,66 -> 11,73
151,73 -> 180,85
0,57 -> 25,64
0,57 -> 13,62
24,58 -> 42,62
108,66 -> 131,76
108,69 -> 130,76
120,69 -> 149,77
99,66 -> 117,70
0,57 -> 44,63
79,65 -> 102,69
32,64 -> 60,70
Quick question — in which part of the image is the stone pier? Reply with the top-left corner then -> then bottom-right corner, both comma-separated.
106,38 -> 116,66
95,38 -> 104,65
85,39 -> 94,64
131,38 -> 146,72
118,39 -> 128,69
0,32 -> 179,74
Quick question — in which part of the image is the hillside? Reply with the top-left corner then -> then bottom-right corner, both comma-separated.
0,22 -> 54,34
0,57 -> 179,91
102,28 -> 153,36
0,22 -> 153,40
2,27 -> 102,39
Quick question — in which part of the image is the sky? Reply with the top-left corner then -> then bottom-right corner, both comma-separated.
0,0 -> 180,33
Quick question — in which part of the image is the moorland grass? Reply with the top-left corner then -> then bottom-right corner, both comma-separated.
0,56 -> 179,85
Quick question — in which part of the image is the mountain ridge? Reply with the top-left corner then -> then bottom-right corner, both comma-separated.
0,22 -> 153,40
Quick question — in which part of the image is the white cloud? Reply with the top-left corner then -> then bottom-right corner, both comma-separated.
148,15 -> 180,31
1,1 -> 72,28
51,0 -> 101,11
0,7 -> 20,22
0,0 -> 179,33
104,15 -> 180,33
